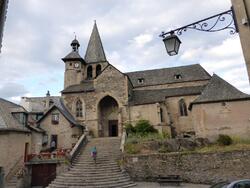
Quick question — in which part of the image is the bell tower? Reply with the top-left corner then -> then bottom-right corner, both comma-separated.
62,38 -> 85,89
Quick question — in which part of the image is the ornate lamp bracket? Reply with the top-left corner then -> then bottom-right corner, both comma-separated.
160,7 -> 238,38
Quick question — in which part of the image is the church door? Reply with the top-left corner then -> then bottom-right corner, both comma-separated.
109,120 -> 118,137
98,96 -> 119,137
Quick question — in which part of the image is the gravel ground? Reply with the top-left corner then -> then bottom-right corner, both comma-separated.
135,182 -> 211,188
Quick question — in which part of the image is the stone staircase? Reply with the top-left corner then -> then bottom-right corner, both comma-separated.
47,137 -> 136,188
5,176 -> 19,188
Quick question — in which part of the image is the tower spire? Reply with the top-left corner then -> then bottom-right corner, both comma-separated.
84,21 -> 107,63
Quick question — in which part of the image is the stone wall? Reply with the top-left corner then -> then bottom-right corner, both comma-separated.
192,100 -> 250,141
124,150 -> 250,184
133,80 -> 209,90
166,95 -> 198,135
39,108 -> 82,149
0,131 -> 31,177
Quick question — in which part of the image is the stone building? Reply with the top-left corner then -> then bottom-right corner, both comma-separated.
20,22 -> 250,142
0,0 -> 8,52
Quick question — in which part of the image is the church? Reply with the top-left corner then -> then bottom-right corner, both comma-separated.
21,22 -> 250,150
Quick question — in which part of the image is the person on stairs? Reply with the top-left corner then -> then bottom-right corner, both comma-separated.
91,146 -> 97,164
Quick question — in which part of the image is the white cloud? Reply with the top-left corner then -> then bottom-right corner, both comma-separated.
1,0 -> 249,101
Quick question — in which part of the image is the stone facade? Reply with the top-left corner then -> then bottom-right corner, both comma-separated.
39,108 -> 82,150
192,100 -> 250,141
124,150 -> 250,184
0,131 -> 31,177
57,23 -> 250,141
231,0 -> 250,82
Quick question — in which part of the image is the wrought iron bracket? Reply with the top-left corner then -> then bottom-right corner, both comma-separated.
160,7 -> 238,38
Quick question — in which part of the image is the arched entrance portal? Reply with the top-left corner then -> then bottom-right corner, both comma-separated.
98,96 -> 119,137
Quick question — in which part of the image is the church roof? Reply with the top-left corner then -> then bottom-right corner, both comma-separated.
130,85 -> 205,105
0,98 -> 30,132
84,22 -> 107,63
62,51 -> 84,62
61,81 -> 95,94
191,74 -> 250,106
126,64 -> 211,88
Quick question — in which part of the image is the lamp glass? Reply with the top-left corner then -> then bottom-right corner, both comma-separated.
163,34 -> 181,56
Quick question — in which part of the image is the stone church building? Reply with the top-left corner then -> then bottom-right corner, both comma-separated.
21,23 -> 250,148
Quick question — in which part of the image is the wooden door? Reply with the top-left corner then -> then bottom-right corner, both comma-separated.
31,164 -> 56,187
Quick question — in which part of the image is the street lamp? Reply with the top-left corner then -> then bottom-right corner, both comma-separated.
162,32 -> 181,56
160,7 -> 238,56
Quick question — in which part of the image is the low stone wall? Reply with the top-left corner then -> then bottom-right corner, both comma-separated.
124,150 -> 250,184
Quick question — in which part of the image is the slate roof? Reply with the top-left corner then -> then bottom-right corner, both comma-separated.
0,98 -> 30,132
22,96 -> 61,113
62,51 -> 84,62
191,74 -> 250,105
84,22 -> 107,63
37,98 -> 80,127
61,81 -> 95,94
130,85 -> 205,105
126,64 -> 211,88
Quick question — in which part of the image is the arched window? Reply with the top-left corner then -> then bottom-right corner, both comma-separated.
87,66 -> 93,79
96,64 -> 102,76
179,99 -> 188,116
76,100 -> 83,117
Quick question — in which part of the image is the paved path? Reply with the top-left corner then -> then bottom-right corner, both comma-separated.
135,182 -> 210,188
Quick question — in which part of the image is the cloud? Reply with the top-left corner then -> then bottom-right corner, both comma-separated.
1,0 -> 249,103
0,83 -> 29,100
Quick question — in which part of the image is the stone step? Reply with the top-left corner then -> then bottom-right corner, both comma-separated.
47,137 -> 135,188
49,179 -> 135,187
48,182 -> 136,188
53,176 -> 131,184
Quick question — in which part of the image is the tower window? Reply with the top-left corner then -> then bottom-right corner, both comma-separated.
96,64 -> 102,76
76,100 -> 83,117
87,66 -> 93,79
174,74 -> 182,80
179,99 -> 188,116
138,78 -> 144,84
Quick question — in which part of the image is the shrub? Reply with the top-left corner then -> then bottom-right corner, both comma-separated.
125,123 -> 135,135
125,143 -> 140,154
217,134 -> 233,146
134,120 -> 157,135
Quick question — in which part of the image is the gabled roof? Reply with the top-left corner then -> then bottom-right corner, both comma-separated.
191,74 -> 250,106
0,98 -> 30,132
84,22 -> 107,63
130,85 -> 205,105
126,64 -> 211,88
37,98 -> 80,127
61,80 -> 95,94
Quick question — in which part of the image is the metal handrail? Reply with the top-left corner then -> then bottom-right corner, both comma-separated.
5,156 -> 23,182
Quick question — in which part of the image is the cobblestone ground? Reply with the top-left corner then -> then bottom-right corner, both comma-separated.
135,182 -> 211,188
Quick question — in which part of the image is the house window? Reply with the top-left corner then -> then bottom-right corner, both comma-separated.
87,66 -> 93,79
179,99 -> 188,116
137,78 -> 144,84
96,64 -> 102,76
174,74 -> 182,80
51,113 -> 59,124
76,100 -> 83,117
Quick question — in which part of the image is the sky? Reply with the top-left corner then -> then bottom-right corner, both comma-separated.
0,0 -> 249,103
